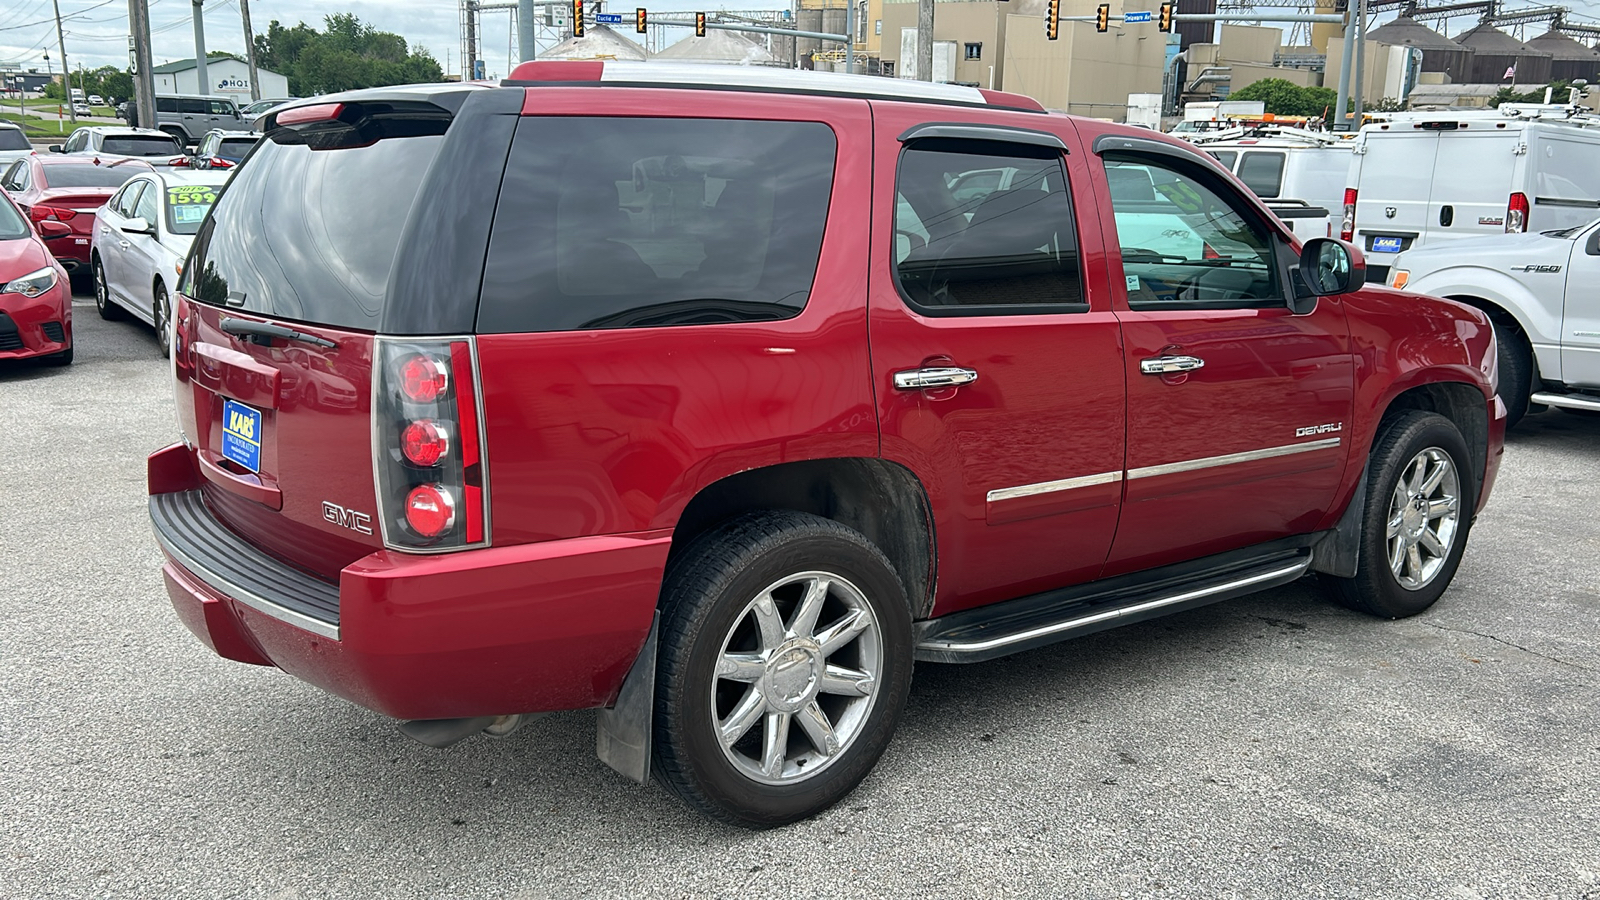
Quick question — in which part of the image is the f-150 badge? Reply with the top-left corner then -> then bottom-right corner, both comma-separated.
1510,264 -> 1562,273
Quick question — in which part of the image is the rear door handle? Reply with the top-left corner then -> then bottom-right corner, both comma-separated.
118,240 -> 130,250
893,366 -> 979,390
1140,355 -> 1206,375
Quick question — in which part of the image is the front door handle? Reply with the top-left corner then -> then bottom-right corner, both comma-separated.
118,240 -> 130,250
1140,355 -> 1205,375
893,366 -> 979,390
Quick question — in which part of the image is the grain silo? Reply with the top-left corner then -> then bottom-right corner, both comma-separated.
1366,16 -> 1475,85
1455,23 -> 1552,85
1524,29 -> 1600,84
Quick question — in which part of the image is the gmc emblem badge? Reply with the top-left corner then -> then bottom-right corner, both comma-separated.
322,501 -> 374,535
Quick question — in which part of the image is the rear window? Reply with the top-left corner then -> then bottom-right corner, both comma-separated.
183,134 -> 444,329
477,117 -> 837,332
1237,151 -> 1285,198
219,138 -> 258,157
1205,149 -> 1238,170
41,164 -> 144,189
164,183 -> 218,235
0,195 -> 28,239
0,129 -> 29,151
102,135 -> 182,157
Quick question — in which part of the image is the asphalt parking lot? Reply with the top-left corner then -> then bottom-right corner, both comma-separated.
2,294 -> 1598,899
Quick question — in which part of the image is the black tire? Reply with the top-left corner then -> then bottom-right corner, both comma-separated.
652,511 -> 913,829
1491,314 -> 1534,428
1333,411 -> 1476,619
153,281 -> 171,358
92,258 -> 123,321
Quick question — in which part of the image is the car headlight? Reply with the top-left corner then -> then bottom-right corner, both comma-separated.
1,267 -> 57,299
1390,269 -> 1410,290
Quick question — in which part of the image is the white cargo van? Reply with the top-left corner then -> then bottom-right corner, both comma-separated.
1344,104 -> 1600,282
1192,126 -> 1355,238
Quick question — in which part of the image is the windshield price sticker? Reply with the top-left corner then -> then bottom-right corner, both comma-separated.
168,185 -> 218,205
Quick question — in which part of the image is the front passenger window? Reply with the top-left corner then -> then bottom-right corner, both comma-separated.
1103,152 -> 1280,307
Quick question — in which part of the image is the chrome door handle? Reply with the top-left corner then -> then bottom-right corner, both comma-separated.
893,366 -> 979,390
118,240 -> 129,250
1140,355 -> 1206,375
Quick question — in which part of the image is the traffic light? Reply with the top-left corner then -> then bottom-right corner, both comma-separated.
1096,3 -> 1110,32
695,12 -> 706,36
1045,0 -> 1060,40
636,7 -> 647,32
1158,1 -> 1174,32
572,0 -> 584,37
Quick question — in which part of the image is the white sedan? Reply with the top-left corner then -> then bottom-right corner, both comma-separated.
89,170 -> 228,357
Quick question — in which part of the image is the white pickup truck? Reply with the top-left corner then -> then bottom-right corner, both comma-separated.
1390,219 -> 1600,426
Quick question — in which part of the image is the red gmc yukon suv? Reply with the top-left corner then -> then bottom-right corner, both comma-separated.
148,63 -> 1505,828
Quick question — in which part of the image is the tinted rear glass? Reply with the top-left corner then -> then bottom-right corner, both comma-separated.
0,196 -> 28,239
164,183 -> 218,235
41,164 -> 144,188
102,135 -> 182,157
478,117 -> 836,332
0,129 -> 29,151
183,134 -> 443,329
1237,151 -> 1285,198
219,138 -> 258,157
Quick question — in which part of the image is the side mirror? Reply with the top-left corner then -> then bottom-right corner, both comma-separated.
37,220 -> 71,238
1297,237 -> 1365,304
47,145 -> 62,153
121,216 -> 155,236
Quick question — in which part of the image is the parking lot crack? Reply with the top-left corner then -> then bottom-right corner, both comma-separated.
1422,622 -> 1594,674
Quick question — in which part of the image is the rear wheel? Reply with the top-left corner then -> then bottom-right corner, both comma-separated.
93,259 -> 123,321
653,511 -> 913,828
1490,313 -> 1534,428
1333,411 -> 1474,618
153,281 -> 171,358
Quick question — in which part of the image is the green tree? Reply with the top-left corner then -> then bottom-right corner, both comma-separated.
254,14 -> 442,96
1227,79 -> 1350,118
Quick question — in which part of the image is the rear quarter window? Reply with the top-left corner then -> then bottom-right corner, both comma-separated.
1237,151 -> 1285,198
477,117 -> 837,332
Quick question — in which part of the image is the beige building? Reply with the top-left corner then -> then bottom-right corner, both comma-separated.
1003,3 -> 1167,115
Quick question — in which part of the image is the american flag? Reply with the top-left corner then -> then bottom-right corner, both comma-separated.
1504,64 -> 1517,79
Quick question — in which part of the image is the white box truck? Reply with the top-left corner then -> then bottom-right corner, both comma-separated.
1343,104 -> 1600,283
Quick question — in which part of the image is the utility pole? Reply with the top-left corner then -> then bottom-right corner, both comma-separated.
916,0 -> 932,81
1350,0 -> 1368,128
240,0 -> 260,101
129,0 -> 156,130
193,0 -> 209,97
51,0 -> 75,123
1332,1 -> 1355,130
845,0 -> 855,74
519,0 -> 537,62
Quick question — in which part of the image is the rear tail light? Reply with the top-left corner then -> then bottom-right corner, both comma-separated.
375,339 -> 488,551
29,205 -> 76,223
1506,192 -> 1529,233
210,157 -> 233,169
169,156 -> 190,167
1340,188 -> 1356,242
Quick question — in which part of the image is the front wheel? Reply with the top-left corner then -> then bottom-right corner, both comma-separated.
153,282 -> 171,358
1332,411 -> 1475,618
653,511 -> 913,828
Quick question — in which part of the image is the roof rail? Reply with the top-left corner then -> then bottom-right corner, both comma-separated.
1188,124 -> 1345,146
503,60 -> 1046,112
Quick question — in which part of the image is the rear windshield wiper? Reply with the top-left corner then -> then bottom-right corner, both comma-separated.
220,317 -> 337,349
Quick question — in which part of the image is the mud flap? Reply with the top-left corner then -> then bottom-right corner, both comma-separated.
596,612 -> 657,784
1311,465 -> 1367,580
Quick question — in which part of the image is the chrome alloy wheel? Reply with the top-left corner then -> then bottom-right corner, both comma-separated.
1386,447 -> 1461,591
711,571 -> 882,786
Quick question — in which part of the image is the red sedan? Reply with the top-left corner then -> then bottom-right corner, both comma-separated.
0,154 -> 153,284
0,189 -> 71,364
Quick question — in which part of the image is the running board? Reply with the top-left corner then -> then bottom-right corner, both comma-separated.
1531,391 -> 1600,413
915,544 -> 1315,664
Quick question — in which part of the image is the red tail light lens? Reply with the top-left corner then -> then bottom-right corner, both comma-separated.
29,205 -> 76,223
211,157 -> 233,169
1506,192 -> 1529,233
401,419 -> 450,467
404,484 -> 456,537
398,353 -> 449,403
375,339 -> 488,551
169,156 -> 189,167
1340,188 -> 1356,242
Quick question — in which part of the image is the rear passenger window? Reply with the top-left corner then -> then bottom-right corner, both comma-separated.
477,118 -> 837,333
1236,151 -> 1285,198
179,99 -> 208,115
1205,150 -> 1238,171
156,98 -> 178,114
893,140 -> 1084,314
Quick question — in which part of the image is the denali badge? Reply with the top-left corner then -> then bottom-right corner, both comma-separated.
322,501 -> 374,535
1295,422 -> 1344,437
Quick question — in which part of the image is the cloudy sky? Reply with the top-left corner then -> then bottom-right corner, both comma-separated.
7,0 -> 1600,83
0,0 -> 771,81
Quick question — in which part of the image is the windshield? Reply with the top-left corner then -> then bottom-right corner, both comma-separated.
163,183 -> 218,235
42,164 -> 144,189
0,195 -> 28,239
101,135 -> 182,157
0,129 -> 29,151
1542,219 -> 1597,239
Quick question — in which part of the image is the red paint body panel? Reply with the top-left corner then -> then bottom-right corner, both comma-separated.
0,219 -> 71,360
159,529 -> 671,718
4,155 -> 153,271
